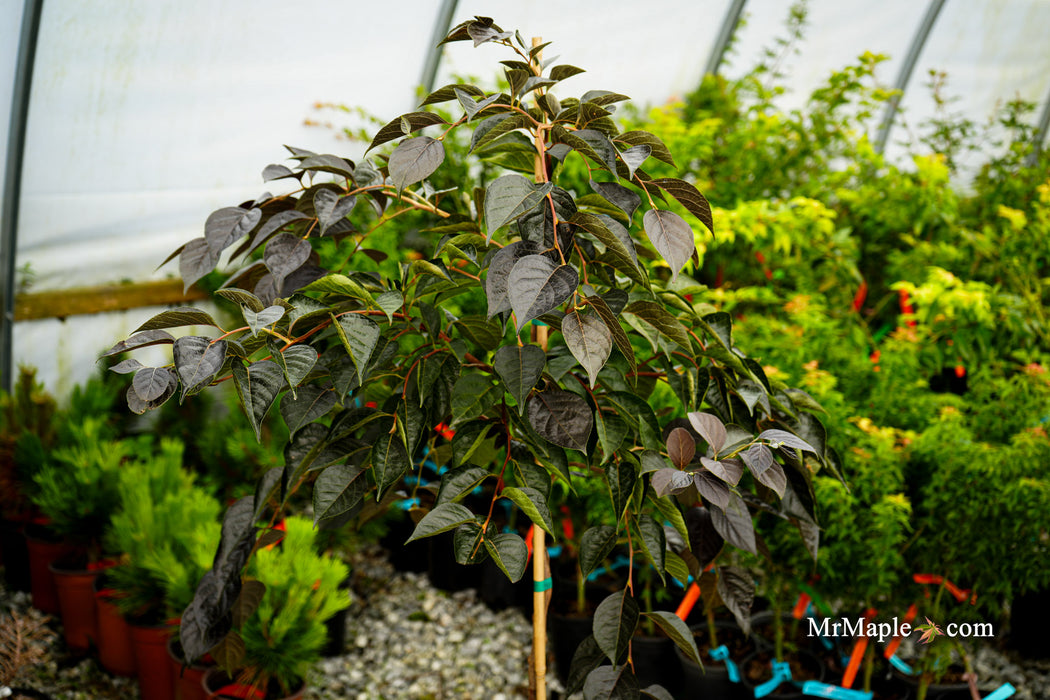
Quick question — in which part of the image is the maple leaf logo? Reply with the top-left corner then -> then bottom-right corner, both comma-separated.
915,617 -> 944,644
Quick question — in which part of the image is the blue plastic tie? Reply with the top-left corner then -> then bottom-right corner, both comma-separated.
396,497 -> 420,511
547,545 -> 563,557
754,659 -> 793,698
534,577 -> 552,592
800,681 -> 872,699
982,684 -> 1016,700
709,645 -> 740,683
887,654 -> 914,675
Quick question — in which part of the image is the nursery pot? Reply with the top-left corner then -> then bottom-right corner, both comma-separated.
202,668 -> 305,700
321,576 -> 352,657
93,576 -> 137,677
24,531 -> 73,615
130,621 -> 175,700
0,518 -> 31,592
892,667 -> 993,700
740,648 -> 827,699
48,560 -> 99,652
169,637 -> 213,700
632,633 -> 683,696
549,612 -> 595,684
673,621 -> 753,700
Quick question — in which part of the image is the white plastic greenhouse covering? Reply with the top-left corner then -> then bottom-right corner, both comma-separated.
2,0 -> 1049,396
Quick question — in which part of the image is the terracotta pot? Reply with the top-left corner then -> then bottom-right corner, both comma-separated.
130,622 -> 175,700
169,637 -> 213,700
202,668 -> 305,700
94,577 -> 137,677
25,532 -> 73,615
49,561 -> 99,652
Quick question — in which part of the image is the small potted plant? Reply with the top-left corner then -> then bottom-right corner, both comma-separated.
201,516 -> 350,700
103,437 -> 222,700
28,418 -> 128,647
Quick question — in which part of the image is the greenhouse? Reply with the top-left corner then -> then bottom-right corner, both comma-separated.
1,1 -> 1049,698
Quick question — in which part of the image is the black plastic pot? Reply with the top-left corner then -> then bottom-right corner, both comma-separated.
426,531 -> 484,592
549,612 -> 594,684
632,634 -> 682,696
740,648 -> 827,699
1010,586 -> 1050,658
892,668 -> 995,700
750,609 -> 847,678
674,621 -> 753,700
479,556 -> 532,612
321,577 -> 351,658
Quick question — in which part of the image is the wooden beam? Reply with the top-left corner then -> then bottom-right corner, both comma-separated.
14,279 -> 207,321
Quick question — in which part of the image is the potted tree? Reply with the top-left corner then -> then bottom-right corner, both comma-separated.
28,418 -> 127,648
107,17 -> 836,696
1,367 -> 58,597
200,516 -> 349,700
103,437 -> 222,700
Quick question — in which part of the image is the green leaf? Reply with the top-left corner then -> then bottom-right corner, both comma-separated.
102,329 -> 175,357
484,174 -> 554,240
312,464 -> 368,524
550,64 -> 585,81
642,611 -> 701,667
699,311 -> 733,350
134,307 -> 219,333
231,359 -> 285,440
406,503 -> 477,543
452,523 -> 488,565
636,515 -> 666,576
579,525 -> 618,578
562,309 -> 612,388
623,301 -> 691,350
493,344 -> 546,412
280,384 -> 336,437
270,343 -> 317,398
566,636 -> 606,696
757,428 -> 818,454
215,288 -> 264,312
367,111 -> 447,152
650,178 -> 713,234
172,336 -> 227,400
437,465 -> 491,505
450,372 -> 500,425
450,421 -> 492,467
484,533 -> 529,582
606,460 -> 637,521
643,209 -> 694,282
396,400 -> 427,457
304,273 -> 374,301
471,112 -> 530,153
372,428 -> 411,500
508,255 -> 579,331
374,291 -> 403,322
595,410 -> 628,464
334,314 -> 381,385
615,130 -> 676,167
650,494 -> 688,543
299,154 -> 355,178
453,317 -> 504,351
389,136 -> 445,192
420,83 -> 485,107
501,486 -> 554,535
243,305 -> 285,337
593,589 -> 639,664
527,390 -> 593,453
650,469 -> 693,497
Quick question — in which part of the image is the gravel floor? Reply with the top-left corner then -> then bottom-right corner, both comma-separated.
3,548 -> 1049,699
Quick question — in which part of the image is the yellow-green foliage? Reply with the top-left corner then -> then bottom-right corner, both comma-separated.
241,516 -> 351,694
105,438 -> 221,621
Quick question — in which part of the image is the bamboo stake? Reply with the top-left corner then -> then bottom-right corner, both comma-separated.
530,34 -> 550,700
